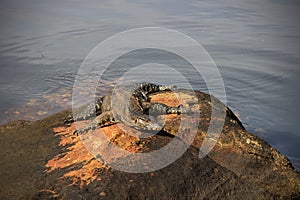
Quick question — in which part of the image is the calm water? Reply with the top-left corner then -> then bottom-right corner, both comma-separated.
0,0 -> 299,170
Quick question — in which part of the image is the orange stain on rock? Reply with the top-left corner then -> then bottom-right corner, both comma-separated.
46,125 -> 106,187
46,123 -> 142,188
150,92 -> 180,106
45,91 -> 193,187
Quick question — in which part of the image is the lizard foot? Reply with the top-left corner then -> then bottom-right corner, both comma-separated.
73,123 -> 98,135
64,115 -> 74,125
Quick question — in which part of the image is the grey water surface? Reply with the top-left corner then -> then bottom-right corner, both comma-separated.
0,0 -> 299,170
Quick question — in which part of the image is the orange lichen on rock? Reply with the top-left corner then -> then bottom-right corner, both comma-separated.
45,122 -> 144,187
45,125 -> 105,187
45,91 -> 198,187
150,92 -> 180,106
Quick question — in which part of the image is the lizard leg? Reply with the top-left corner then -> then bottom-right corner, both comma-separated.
74,111 -> 116,135
64,98 -> 103,124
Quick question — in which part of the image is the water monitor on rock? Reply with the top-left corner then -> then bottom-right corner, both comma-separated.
65,82 -> 187,135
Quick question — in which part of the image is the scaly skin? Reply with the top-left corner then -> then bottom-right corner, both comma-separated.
65,82 -> 185,135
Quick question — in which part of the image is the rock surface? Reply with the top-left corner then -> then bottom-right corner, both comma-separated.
0,89 -> 299,199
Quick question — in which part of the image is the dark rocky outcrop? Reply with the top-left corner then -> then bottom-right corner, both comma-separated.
0,89 -> 299,199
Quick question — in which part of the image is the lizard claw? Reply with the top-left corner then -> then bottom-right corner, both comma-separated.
64,116 -> 74,125
73,129 -> 88,136
73,123 -> 98,135
73,127 -> 89,136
